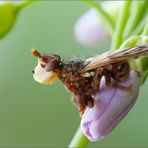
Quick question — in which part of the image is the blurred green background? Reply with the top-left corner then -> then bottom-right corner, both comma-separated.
0,1 -> 148,147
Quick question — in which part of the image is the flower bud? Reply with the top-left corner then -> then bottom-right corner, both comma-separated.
74,9 -> 108,46
81,71 -> 140,141
74,1 -> 123,46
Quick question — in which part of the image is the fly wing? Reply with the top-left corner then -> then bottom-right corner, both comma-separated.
82,44 -> 148,73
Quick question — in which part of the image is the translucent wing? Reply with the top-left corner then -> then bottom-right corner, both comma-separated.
82,44 -> 148,73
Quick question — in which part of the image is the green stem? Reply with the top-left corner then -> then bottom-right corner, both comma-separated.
84,0 -> 115,34
123,0 -> 148,39
111,1 -> 132,50
140,17 -> 148,85
142,16 -> 148,35
69,127 -> 89,148
131,16 -> 146,36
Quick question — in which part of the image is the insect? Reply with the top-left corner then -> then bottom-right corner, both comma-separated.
32,44 -> 148,116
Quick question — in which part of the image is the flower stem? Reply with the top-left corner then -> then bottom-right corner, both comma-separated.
123,0 -> 148,39
69,127 -> 89,148
131,16 -> 146,36
83,0 -> 115,34
111,1 -> 132,50
142,16 -> 148,35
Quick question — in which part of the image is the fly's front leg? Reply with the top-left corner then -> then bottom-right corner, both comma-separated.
76,93 -> 86,117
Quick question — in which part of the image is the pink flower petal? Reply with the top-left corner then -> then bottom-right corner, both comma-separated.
81,70 -> 140,141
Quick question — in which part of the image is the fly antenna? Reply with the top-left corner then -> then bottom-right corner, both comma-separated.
31,49 -> 41,58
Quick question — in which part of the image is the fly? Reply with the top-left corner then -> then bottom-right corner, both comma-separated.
31,44 -> 148,116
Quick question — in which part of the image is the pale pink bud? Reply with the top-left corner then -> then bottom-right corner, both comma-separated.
81,70 -> 140,141
74,2 -> 123,46
74,9 -> 108,46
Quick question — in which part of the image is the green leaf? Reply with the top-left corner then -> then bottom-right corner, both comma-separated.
0,1 -> 38,39
141,57 -> 148,71
0,3 -> 16,39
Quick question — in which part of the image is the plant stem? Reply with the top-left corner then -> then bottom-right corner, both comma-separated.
111,1 -> 132,50
84,0 -> 115,34
142,16 -> 148,35
131,16 -> 146,36
69,127 -> 89,148
123,0 -> 148,39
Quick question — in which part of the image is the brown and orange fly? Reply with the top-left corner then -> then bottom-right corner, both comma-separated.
32,44 -> 148,116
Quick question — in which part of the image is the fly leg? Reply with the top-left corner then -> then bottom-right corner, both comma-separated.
76,93 -> 86,117
92,68 -> 104,93
84,95 -> 94,108
103,70 -> 133,93
77,93 -> 95,117
70,90 -> 94,116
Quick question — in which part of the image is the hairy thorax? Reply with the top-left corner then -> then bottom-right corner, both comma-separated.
58,58 -> 95,95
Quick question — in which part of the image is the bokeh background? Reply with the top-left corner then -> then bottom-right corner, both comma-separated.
0,1 -> 148,147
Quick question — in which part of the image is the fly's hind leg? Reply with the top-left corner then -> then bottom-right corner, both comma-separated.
108,82 -> 133,93
103,70 -> 133,93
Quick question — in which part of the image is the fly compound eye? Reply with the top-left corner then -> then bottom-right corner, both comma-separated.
46,59 -> 60,72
